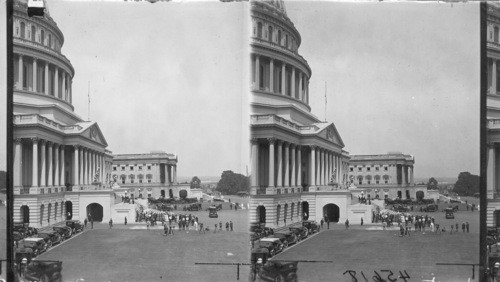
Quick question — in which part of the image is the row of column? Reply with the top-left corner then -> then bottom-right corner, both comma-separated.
309,145 -> 344,186
250,138 -> 344,188
254,55 -> 309,104
488,144 -> 496,198
72,145 -> 106,186
13,137 -> 106,188
16,54 -> 72,103
490,59 -> 499,94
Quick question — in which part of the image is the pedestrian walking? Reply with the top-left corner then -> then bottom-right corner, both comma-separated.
466,222 -> 470,233
109,218 -> 113,229
320,219 -> 324,229
219,221 -> 223,231
345,219 -> 349,230
455,223 -> 459,233
230,221 -> 233,231
147,220 -> 150,230
226,222 -> 229,231
327,218 -> 330,229
361,217 -> 364,226
214,223 -> 218,233
170,226 -> 174,235
462,222 -> 466,233
84,218 -> 88,228
164,223 -> 168,236
91,217 -> 94,229
124,216 -> 127,225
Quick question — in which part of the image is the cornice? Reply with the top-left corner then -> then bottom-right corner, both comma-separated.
252,41 -> 311,77
14,40 -> 75,76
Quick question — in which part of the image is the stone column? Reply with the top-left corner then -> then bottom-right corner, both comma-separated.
255,55 -> 260,89
305,79 -> 309,103
494,60 -> 497,94
173,165 -> 177,184
251,138 -> 259,187
284,142 -> 289,187
54,144 -> 59,186
323,150 -> 328,185
14,138 -> 23,187
73,146 -> 79,185
276,140 -> 283,187
268,138 -> 276,187
410,166 -> 414,186
326,151 -> 330,184
17,55 -> 23,90
488,144 -> 496,198
310,146 -> 316,186
290,144 -> 296,187
281,63 -> 286,95
291,67 -> 295,98
54,67 -> 59,98
32,138 -> 39,187
47,142 -> 53,186
297,146 -> 302,187
60,145 -> 65,186
80,148 -> 85,185
62,73 -> 66,100
298,72 -> 303,101
69,78 -> 72,103
87,149 -> 91,184
44,63 -> 49,95
32,58 -> 37,92
40,140 -> 46,187
316,149 -> 321,185
269,59 -> 274,93
338,156 -> 341,183
319,149 -> 324,185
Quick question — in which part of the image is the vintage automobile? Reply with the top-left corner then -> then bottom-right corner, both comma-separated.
19,238 -> 47,257
250,222 -> 274,236
14,231 -> 25,245
251,232 -> 265,243
34,233 -> 54,249
53,226 -> 73,240
392,204 -> 410,212
66,220 -> 84,233
444,208 -> 455,219
37,231 -> 63,246
289,226 -> 308,241
14,223 -> 38,237
24,260 -> 63,282
422,204 -> 438,212
15,247 -> 34,264
270,231 -> 298,248
256,238 -> 284,257
302,220 -> 320,234
208,206 -> 219,218
258,260 -> 299,282
187,203 -> 201,211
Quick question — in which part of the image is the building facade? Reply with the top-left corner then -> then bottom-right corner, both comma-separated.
111,151 -> 182,199
348,153 -> 425,200
249,0 -> 351,228
487,2 -> 500,227
12,0 -> 114,227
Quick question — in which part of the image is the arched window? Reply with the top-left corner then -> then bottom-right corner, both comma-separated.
257,22 -> 263,38
40,29 -> 45,45
285,34 -> 288,48
268,25 -> 273,42
495,26 -> 499,43
20,22 -> 25,38
357,175 -> 363,185
277,30 -> 282,45
48,34 -> 52,48
31,25 -> 36,42
259,63 -> 264,89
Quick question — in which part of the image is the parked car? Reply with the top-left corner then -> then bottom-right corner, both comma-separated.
19,238 -> 47,257
15,247 -> 34,265
66,220 -> 84,233
271,231 -> 298,248
250,223 -> 274,237
37,231 -> 63,246
208,206 -> 218,218
14,223 -> 37,236
256,238 -> 284,257
187,203 -> 201,211
289,226 -> 308,241
25,260 -> 63,282
258,260 -> 299,282
34,233 -> 54,249
14,231 -> 25,245
302,220 -> 320,233
423,204 -> 438,212
53,226 -> 72,240
445,208 -> 455,219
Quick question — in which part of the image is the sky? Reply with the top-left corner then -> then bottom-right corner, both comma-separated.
45,0 -> 249,178
284,1 -> 480,179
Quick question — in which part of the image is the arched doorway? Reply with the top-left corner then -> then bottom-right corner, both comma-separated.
276,205 -> 281,225
169,189 -> 174,199
87,203 -> 104,222
302,202 -> 309,220
40,204 -> 44,225
20,205 -> 30,224
161,190 -> 165,198
323,204 -> 340,222
66,201 -> 73,220
257,206 -> 266,224
416,190 -> 424,201
397,191 -> 402,199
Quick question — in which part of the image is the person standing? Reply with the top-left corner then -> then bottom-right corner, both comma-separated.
361,217 -> 364,226
90,216 -> 94,229
214,223 -> 218,233
462,222 -> 466,233
226,222 -> 229,232
466,222 -> 470,233
455,223 -> 459,233
320,219 -> 324,229
230,221 -> 233,231
345,219 -> 349,230
84,218 -> 88,229
109,218 -> 113,229
124,217 -> 127,225
164,223 -> 169,236
219,221 -> 223,231
327,218 -> 330,230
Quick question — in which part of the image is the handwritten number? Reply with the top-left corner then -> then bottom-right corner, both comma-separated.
373,270 -> 386,282
361,271 -> 369,282
398,270 -> 410,282
343,270 -> 358,282
381,270 -> 397,282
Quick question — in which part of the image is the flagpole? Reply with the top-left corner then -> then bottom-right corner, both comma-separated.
88,81 -> 90,121
324,81 -> 327,122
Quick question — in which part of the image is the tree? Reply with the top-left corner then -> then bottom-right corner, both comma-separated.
427,177 -> 438,190
453,172 -> 479,196
190,176 -> 201,188
179,189 -> 188,199
216,170 -> 250,195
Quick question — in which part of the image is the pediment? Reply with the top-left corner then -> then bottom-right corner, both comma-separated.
317,123 -> 345,147
81,123 -> 108,147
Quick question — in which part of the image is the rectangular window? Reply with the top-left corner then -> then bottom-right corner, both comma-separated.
148,166 -> 151,170
350,167 -> 353,172
130,167 -> 133,171
384,167 -> 388,171
385,180 -> 388,184
358,180 -> 362,185
139,179 -> 143,183
367,167 -> 371,171
139,166 -> 142,170
121,167 -> 125,171
367,181 -> 371,185
376,180 -> 379,184
122,180 -> 125,184
375,167 -> 379,171
113,167 -> 117,171
148,179 -> 151,183
358,167 -> 362,172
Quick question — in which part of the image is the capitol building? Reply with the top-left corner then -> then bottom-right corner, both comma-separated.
12,0 -> 115,226
249,0 -> 353,227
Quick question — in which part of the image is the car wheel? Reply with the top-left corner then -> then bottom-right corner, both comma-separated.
40,274 -> 50,282
34,250 -> 39,257
284,242 -> 289,248
270,250 -> 275,257
274,274 -> 285,282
